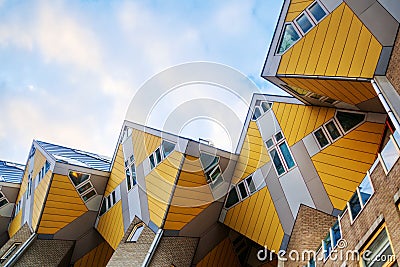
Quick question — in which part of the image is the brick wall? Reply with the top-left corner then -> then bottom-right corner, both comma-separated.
0,223 -> 31,265
285,205 -> 337,267
321,161 -> 400,267
387,28 -> 400,94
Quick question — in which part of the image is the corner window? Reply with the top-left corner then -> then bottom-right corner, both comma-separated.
348,192 -> 362,221
252,101 -> 272,121
127,222 -> 145,243
225,187 -> 239,209
335,111 -> 365,133
0,243 -> 21,264
277,23 -> 300,54
308,2 -> 327,22
200,153 -> 224,190
360,226 -> 396,267
68,171 -> 97,203
266,132 -> 296,176
323,233 -> 332,259
380,136 -> 400,173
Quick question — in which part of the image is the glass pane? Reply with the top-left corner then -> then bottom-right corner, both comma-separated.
278,24 -> 300,54
336,111 -> 365,132
200,153 -> 219,171
0,192 -> 3,199
162,141 -> 175,157
323,233 -> 332,258
270,149 -> 285,175
69,171 -> 90,186
252,107 -> 262,120
210,175 -> 224,190
155,148 -> 162,164
359,175 -> 373,205
314,129 -> 330,148
225,188 -> 239,208
246,176 -> 256,194
82,190 -> 96,202
210,167 -> 221,181
149,154 -> 155,169
349,192 -> 362,220
0,199 -> 7,208
266,139 -> 274,148
363,229 -> 393,267
112,191 -> 116,204
100,201 -> 106,216
309,257 -> 315,267
309,93 -> 323,100
331,221 -> 341,247
279,142 -> 295,169
275,132 -> 283,142
325,121 -> 341,141
130,155 -> 134,162
309,2 -> 326,21
126,169 -> 132,191
45,161 -> 50,173
130,165 -> 137,186
324,97 -> 337,104
261,102 -> 271,113
381,138 -> 400,172
393,130 -> 400,148
78,182 -> 92,194
296,13 -> 313,33
238,182 -> 248,199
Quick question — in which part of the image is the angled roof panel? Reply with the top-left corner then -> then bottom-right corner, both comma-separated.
0,160 -> 25,183
36,140 -> 111,172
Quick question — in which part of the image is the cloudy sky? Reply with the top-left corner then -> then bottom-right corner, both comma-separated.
0,0 -> 284,164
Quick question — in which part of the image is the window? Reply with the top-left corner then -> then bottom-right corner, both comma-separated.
246,176 -> 256,194
295,13 -> 314,34
0,243 -> 21,264
238,182 -> 248,199
127,222 -> 145,243
99,188 -> 119,216
68,171 -> 97,203
314,128 -> 330,148
225,187 -> 240,209
323,233 -> 332,259
126,163 -> 137,191
14,200 -> 21,217
348,174 -> 374,222
68,171 -> 90,187
308,2 -> 327,22
360,226 -> 396,267
266,132 -> 296,176
200,153 -> 224,190
277,23 -> 300,54
252,101 -> 272,121
27,176 -> 32,197
0,192 -> 8,208
336,111 -> 365,133
380,136 -> 400,173
331,221 -> 341,247
324,120 -> 342,141
321,219 -> 342,259
149,141 -> 176,170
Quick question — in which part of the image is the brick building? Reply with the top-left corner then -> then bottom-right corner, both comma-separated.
0,0 -> 399,266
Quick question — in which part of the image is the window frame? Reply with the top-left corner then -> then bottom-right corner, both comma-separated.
348,172 -> 374,224
305,1 -> 328,24
313,126 -> 332,149
0,192 -> 8,208
334,110 -> 366,134
266,131 -> 297,177
0,242 -> 21,264
149,141 -> 176,171
323,119 -> 343,143
251,101 -> 273,121
294,11 -> 316,35
276,22 -> 303,55
126,222 -> 145,243
224,185 -> 240,209
68,170 -> 97,203
322,219 -> 343,261
359,224 -> 396,267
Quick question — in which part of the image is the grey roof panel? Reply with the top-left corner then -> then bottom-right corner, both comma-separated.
0,160 -> 25,183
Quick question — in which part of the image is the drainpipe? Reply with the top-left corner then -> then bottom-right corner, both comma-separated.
371,79 -> 400,132
141,229 -> 163,267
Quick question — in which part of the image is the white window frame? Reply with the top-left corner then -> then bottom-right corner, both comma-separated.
293,11 -> 316,35
126,162 -> 137,192
348,172 -> 375,224
251,101 -> 273,121
0,243 -> 21,264
68,170 -> 97,203
323,119 -> 343,142
266,131 -> 297,177
334,110 -> 366,134
313,126 -> 332,149
305,1 -> 328,24
149,141 -> 176,171
237,180 -> 249,201
276,22 -> 303,55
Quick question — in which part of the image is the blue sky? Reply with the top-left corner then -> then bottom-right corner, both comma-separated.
0,0 -> 284,164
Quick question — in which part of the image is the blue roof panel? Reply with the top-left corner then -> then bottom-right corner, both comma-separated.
36,140 -> 111,172
0,161 -> 25,184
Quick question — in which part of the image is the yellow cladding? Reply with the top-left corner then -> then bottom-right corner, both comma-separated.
146,151 -> 183,228
131,129 -> 162,165
17,148 -> 47,202
278,3 -> 382,79
164,155 -> 212,230
38,174 -> 87,234
105,144 -> 125,196
281,77 -> 376,105
8,210 -> 22,237
196,237 -> 241,267
31,170 -> 52,231
96,201 -> 124,250
223,186 -> 284,251
312,122 -> 385,209
73,241 -> 114,267
285,0 -> 313,22
272,102 -> 335,146
231,121 -> 270,184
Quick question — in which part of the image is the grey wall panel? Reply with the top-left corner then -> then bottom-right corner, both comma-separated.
302,133 -> 321,158
1,186 -> 20,203
378,0 -> 400,22
89,174 -> 108,195
256,110 -> 281,142
136,163 -> 150,224
274,197 -> 294,235
375,46 -> 393,75
70,228 -> 104,263
320,0 -> 343,12
279,168 -> 315,217
261,163 -> 285,202
53,211 -> 98,240
127,186 -> 142,226
120,176 -> 130,233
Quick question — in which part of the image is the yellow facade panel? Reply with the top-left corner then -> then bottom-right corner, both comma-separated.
38,174 -> 87,234
196,238 -> 240,267
32,171 -> 52,230
348,26 -> 372,77
105,144 -> 125,196
131,129 -> 161,165
96,201 -> 124,250
277,48 -> 293,74
295,28 -> 317,74
286,38 -> 305,74
361,36 -> 382,78
315,4 -> 345,76
8,210 -> 22,237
